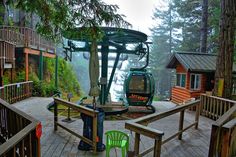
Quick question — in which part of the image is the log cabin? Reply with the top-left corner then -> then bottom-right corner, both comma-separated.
166,52 -> 236,104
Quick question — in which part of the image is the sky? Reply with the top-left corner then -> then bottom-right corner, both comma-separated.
103,0 -> 168,36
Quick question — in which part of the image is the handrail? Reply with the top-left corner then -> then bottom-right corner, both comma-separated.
0,25 -> 55,53
0,98 -> 41,156
133,100 -> 200,125
54,98 -> 98,117
0,81 -> 33,88
0,81 -> 33,104
125,100 -> 201,157
54,97 -> 99,153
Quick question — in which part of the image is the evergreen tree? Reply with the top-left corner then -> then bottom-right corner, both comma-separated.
150,2 -> 179,97
200,0 -> 208,53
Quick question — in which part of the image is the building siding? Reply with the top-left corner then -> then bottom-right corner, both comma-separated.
171,62 -> 207,104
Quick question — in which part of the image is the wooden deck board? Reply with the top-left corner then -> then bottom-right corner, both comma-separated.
13,97 -> 214,157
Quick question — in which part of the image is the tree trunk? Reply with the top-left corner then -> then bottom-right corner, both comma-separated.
200,0 -> 208,53
213,0 -> 236,98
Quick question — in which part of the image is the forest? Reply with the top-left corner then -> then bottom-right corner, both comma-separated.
150,0 -> 236,99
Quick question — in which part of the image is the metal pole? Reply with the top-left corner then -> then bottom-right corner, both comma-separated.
100,39 -> 109,105
105,52 -> 121,101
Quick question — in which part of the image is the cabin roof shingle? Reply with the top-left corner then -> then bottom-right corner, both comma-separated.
166,52 -> 236,73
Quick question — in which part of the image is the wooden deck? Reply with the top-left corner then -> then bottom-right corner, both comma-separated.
13,97 -> 214,157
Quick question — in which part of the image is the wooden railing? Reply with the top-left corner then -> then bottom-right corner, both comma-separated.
125,100 -> 201,157
54,98 -> 99,153
0,40 -> 15,69
0,98 -> 41,157
200,94 -> 236,120
0,81 -> 33,104
208,104 -> 236,157
0,26 -> 55,53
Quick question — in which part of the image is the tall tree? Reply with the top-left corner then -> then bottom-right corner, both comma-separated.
172,0 -> 202,52
150,2 -> 180,97
200,0 -> 208,53
213,0 -> 236,98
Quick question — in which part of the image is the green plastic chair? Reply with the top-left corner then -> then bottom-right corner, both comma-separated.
105,130 -> 129,157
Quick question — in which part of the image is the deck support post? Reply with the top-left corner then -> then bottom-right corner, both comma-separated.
195,103 -> 200,129
0,68 -> 3,86
178,110 -> 185,140
39,51 -> 43,80
55,55 -> 58,90
154,137 -> 162,157
10,68 -> 13,83
25,49 -> 29,81
134,133 -> 140,156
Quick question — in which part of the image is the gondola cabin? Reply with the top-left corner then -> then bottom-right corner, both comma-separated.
124,69 -> 155,106
166,52 -> 236,104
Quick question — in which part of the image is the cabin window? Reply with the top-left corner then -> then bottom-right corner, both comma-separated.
176,73 -> 186,87
190,74 -> 201,90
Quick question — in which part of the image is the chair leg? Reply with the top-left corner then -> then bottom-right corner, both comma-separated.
122,147 -> 126,157
106,147 -> 110,157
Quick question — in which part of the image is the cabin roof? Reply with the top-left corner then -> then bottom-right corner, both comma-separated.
166,52 -> 236,73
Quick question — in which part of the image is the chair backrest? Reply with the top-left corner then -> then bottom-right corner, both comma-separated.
106,130 -> 129,147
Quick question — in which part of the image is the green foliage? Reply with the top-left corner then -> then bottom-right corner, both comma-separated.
57,57 -> 81,96
27,57 -> 82,98
15,71 -> 26,82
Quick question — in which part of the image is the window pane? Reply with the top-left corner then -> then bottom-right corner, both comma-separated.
191,75 -> 195,89
176,74 -> 180,86
181,74 -> 186,87
196,75 -> 200,89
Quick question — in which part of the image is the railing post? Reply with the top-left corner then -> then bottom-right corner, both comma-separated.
178,110 -> 185,140
54,102 -> 58,131
208,125 -> 218,157
93,113 -> 98,153
195,102 -> 200,129
153,137 -> 162,157
134,133 -> 140,156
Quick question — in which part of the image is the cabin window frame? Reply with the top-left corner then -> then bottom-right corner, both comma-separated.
176,73 -> 186,88
190,73 -> 201,91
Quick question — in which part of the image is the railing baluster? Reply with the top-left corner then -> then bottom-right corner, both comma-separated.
29,133 -> 32,157
20,139 -> 25,157
54,102 -> 58,131
178,110 -> 185,140
134,133 -> 140,156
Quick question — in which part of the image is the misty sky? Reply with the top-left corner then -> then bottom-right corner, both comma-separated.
103,0 -> 168,36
